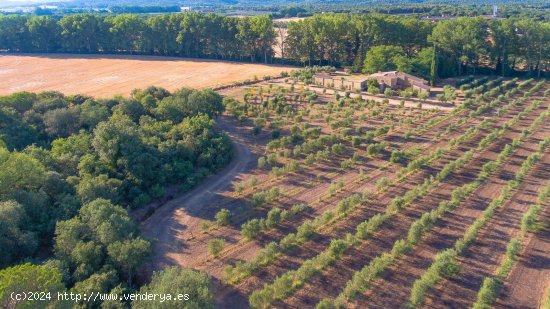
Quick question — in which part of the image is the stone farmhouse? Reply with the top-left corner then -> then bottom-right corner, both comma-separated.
313,71 -> 430,93
313,73 -> 368,91
368,71 -> 431,93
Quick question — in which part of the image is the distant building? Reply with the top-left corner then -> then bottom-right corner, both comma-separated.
314,73 -> 368,91
313,71 -> 430,93
367,71 -> 431,93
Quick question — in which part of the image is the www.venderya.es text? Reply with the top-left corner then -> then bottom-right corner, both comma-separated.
11,291 -> 190,303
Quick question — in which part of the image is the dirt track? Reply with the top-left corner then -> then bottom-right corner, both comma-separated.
140,115 -> 260,275
0,54 -> 294,97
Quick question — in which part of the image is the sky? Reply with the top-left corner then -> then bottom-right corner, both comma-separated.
0,0 -> 68,8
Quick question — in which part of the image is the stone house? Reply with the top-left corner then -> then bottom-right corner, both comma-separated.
313,73 -> 368,91
367,71 -> 431,93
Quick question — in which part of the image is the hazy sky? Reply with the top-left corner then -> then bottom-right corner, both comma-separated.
0,0 -> 69,8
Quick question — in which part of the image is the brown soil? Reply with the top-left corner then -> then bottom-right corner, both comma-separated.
139,86 -> 450,308
426,150 -> 550,309
224,87 -> 534,308
495,177 -> 550,308
136,77 -> 545,309
0,54 -> 294,97
279,93 -> 549,308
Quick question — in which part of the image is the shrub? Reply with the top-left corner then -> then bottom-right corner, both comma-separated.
472,277 -> 500,309
251,187 -> 281,208
328,239 -> 348,257
252,126 -> 261,135
390,150 -> 408,164
520,204 -> 540,232
367,142 -> 387,156
258,157 -> 266,169
208,238 -> 225,257
241,219 -> 262,240
267,153 -> 279,166
376,177 -> 391,191
296,221 -> 314,240
290,203 -> 308,215
249,286 -> 274,309
266,208 -> 283,229
215,209 -> 231,226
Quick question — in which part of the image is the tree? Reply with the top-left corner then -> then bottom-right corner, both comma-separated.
0,201 -> 37,267
0,15 -> 30,51
58,14 -> 104,52
429,17 -> 487,76
430,46 -> 438,86
77,174 -> 122,204
79,99 -> 109,130
363,45 -> 410,74
490,19 -> 518,76
133,267 -> 214,309
71,271 -> 119,308
185,89 -> 224,118
107,238 -> 151,286
237,15 -> 276,63
0,149 -> 46,196
107,14 -> 147,52
54,198 -> 149,285
0,263 -> 65,309
155,95 -> 187,123
367,79 -> 380,95
43,107 -> 80,138
79,199 -> 138,245
26,16 -> 60,52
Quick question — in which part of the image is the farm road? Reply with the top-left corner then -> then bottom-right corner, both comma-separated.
140,115 -> 258,277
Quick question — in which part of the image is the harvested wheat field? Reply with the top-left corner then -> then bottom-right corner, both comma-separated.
0,54 -> 294,97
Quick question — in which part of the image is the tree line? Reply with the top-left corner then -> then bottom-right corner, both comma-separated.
283,14 -> 550,78
0,86 -> 231,307
0,13 -> 276,63
0,12 -> 549,76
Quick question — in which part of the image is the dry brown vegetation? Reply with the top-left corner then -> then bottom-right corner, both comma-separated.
0,54 -> 294,97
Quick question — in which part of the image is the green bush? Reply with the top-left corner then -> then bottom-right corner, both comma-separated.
241,219 -> 262,240
208,238 -> 225,257
472,277 -> 500,309
215,208 -> 231,226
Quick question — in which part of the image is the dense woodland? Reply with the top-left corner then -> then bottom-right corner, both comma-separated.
0,12 -> 549,77
0,87 -> 230,308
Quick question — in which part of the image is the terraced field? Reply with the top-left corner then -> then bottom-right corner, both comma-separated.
141,77 -> 550,309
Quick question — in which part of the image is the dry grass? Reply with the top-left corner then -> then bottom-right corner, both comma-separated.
0,54 -> 294,97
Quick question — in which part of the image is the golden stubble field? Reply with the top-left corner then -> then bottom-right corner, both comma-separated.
0,54 -> 294,97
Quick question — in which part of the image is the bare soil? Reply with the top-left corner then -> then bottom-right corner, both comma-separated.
423,120 -> 550,309
495,174 -> 550,309
281,93 -> 548,308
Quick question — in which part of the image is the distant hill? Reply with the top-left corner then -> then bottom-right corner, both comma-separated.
2,0 -> 545,9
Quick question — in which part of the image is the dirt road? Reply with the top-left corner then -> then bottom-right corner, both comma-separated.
140,116 -> 260,276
